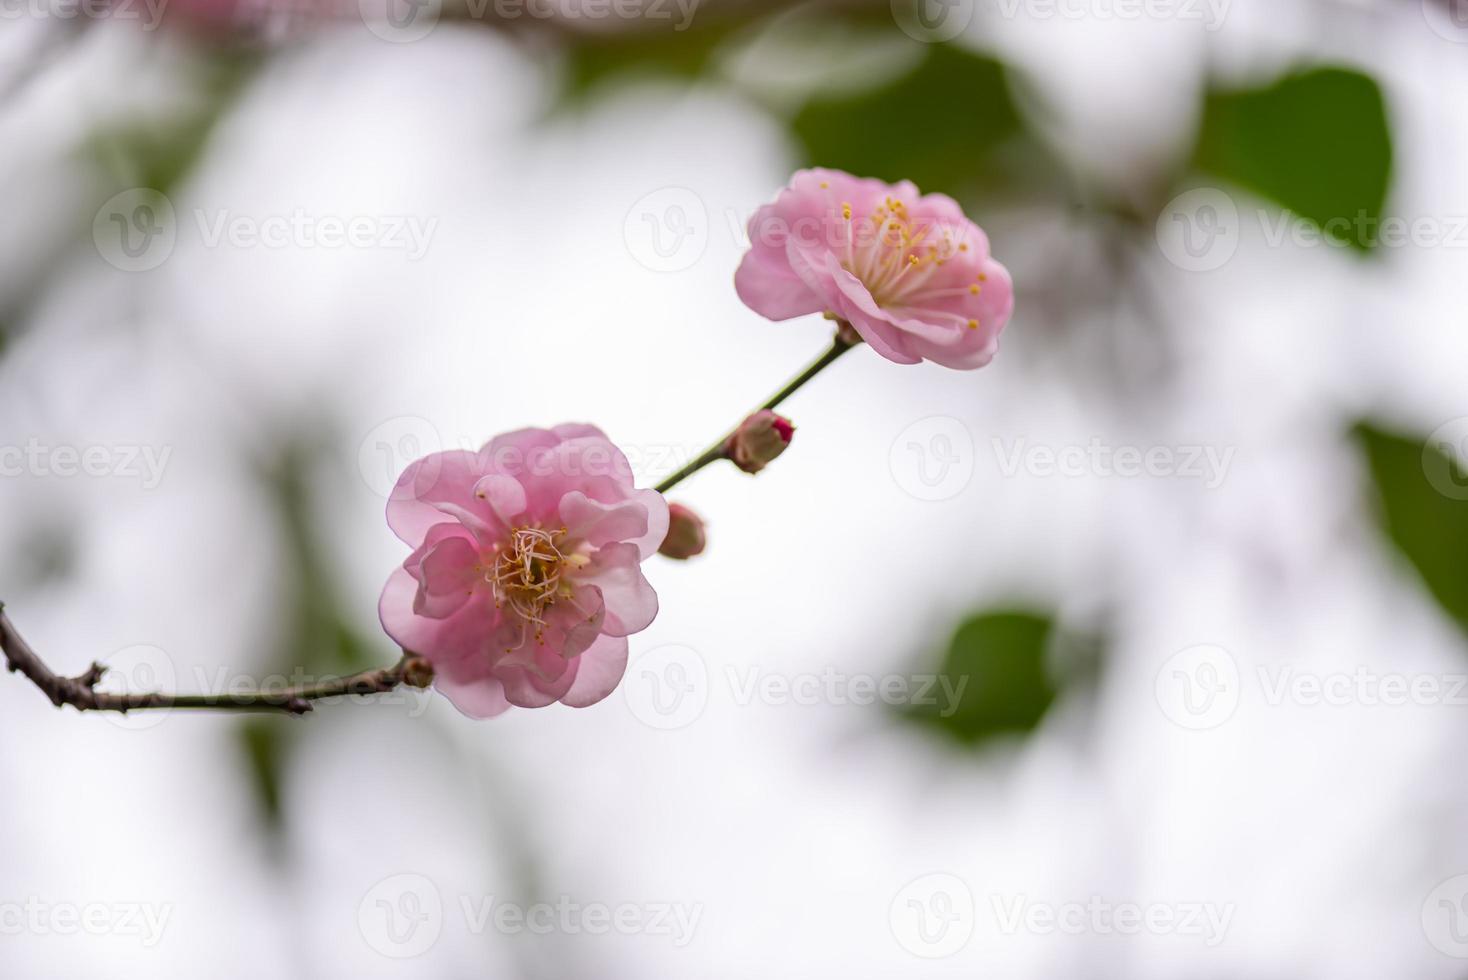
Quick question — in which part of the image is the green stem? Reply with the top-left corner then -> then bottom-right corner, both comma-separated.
655,334 -> 857,495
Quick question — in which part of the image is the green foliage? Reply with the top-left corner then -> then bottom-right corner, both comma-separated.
1355,422 -> 1468,635
558,18 -> 741,102
1195,67 -> 1392,250
899,610 -> 1060,746
791,44 -> 1025,198
84,53 -> 257,195
233,438 -> 398,843
238,718 -> 290,838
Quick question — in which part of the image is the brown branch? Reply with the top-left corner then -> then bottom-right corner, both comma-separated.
0,602 -> 432,716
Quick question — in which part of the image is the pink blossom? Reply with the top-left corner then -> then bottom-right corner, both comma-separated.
378,424 -> 669,718
735,168 -> 1014,370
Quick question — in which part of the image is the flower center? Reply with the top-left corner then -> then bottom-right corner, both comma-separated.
835,196 -> 973,314
488,526 -> 575,630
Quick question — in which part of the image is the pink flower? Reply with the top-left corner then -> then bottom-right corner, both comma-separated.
735,168 -> 1014,370
378,424 -> 669,718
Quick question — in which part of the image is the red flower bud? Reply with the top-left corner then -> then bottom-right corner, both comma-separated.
725,410 -> 795,475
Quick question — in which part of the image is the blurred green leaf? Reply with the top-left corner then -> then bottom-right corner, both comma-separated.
238,718 -> 290,838
1195,67 -> 1392,250
900,610 -> 1060,746
560,25 -> 731,100
791,44 -> 1025,197
84,53 -> 257,195
1355,421 -> 1468,635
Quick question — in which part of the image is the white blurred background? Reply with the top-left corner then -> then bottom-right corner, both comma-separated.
3,0 -> 1468,976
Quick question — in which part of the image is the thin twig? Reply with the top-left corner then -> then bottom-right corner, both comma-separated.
0,602 -> 430,716
655,330 -> 859,495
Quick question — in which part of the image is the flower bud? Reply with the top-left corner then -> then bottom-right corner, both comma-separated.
658,503 -> 707,560
401,656 -> 436,689
725,410 -> 795,475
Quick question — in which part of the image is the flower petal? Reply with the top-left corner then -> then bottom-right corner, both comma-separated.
386,450 -> 498,545
579,542 -> 659,637
434,662 -> 512,718
411,534 -> 482,620
561,634 -> 629,708
559,490 -> 649,548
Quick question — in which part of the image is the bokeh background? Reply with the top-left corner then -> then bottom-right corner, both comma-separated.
4,0 -> 1468,975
